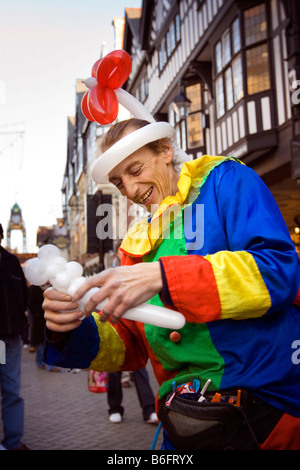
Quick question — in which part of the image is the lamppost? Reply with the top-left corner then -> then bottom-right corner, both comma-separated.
172,84 -> 191,120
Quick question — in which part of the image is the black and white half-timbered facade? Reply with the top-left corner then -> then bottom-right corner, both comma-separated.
122,0 -> 300,245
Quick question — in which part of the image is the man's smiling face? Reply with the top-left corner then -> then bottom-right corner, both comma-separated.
108,143 -> 178,213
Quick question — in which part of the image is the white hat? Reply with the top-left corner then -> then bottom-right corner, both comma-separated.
91,121 -> 175,184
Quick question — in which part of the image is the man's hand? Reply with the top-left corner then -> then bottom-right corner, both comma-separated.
73,261 -> 163,324
43,262 -> 163,330
43,287 -> 84,332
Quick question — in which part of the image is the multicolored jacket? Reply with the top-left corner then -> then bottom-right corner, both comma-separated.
44,157 -> 300,417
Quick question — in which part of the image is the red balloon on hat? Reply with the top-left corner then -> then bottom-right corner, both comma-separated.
81,50 -> 132,125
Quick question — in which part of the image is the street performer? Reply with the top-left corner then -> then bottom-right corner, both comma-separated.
43,117 -> 300,450
42,51 -> 300,450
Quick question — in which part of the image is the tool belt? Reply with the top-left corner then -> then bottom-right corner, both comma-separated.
158,388 -> 261,450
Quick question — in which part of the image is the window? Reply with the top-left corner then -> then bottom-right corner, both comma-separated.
170,21 -> 176,50
244,5 -> 270,95
225,68 -> 234,110
232,17 -> 241,54
214,17 -> 243,119
246,44 -> 270,94
222,29 -> 231,67
175,14 -> 181,42
215,42 -> 222,74
244,4 -> 267,46
159,38 -> 167,71
76,136 -> 83,177
138,75 -> 149,103
216,76 -> 225,118
232,54 -> 243,103
214,3 -> 270,119
166,31 -> 171,56
158,13 -> 181,72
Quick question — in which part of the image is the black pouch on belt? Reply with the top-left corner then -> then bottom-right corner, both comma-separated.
158,390 -> 260,450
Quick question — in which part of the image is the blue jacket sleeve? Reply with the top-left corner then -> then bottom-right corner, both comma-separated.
44,315 -> 100,370
216,162 -> 300,313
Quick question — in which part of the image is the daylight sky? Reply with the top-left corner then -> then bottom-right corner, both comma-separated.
0,0 -> 141,252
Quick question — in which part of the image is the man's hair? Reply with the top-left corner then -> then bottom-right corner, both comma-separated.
0,224 -> 3,239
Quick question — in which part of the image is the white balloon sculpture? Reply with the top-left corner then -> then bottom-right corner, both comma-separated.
24,244 -> 186,330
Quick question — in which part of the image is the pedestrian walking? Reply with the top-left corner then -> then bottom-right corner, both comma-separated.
0,223 -> 29,450
28,283 -> 60,372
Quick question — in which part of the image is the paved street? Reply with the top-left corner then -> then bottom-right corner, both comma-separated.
0,347 -> 163,451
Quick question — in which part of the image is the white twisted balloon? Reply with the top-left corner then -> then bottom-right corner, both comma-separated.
23,244 -> 186,330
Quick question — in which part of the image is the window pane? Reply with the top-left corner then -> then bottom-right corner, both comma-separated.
215,41 -> 222,74
175,125 -> 181,148
188,112 -> 203,148
159,46 -> 164,71
232,54 -> 244,102
244,4 -> 267,47
186,83 -> 201,113
225,68 -> 234,110
163,39 -> 167,64
159,39 -> 167,71
166,31 -> 171,57
168,106 -> 175,127
176,14 -> 181,42
246,44 -> 270,94
222,29 -> 231,67
232,17 -> 241,54
170,22 -> 176,51
181,120 -> 187,151
216,75 -> 225,118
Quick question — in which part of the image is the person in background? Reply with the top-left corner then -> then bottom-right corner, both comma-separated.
28,283 -> 60,372
0,223 -> 29,450
21,287 -> 31,350
107,240 -> 158,424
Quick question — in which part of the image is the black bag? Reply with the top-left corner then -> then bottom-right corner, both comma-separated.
158,390 -> 260,450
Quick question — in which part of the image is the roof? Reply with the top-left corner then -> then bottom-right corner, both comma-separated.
123,7 -> 142,51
